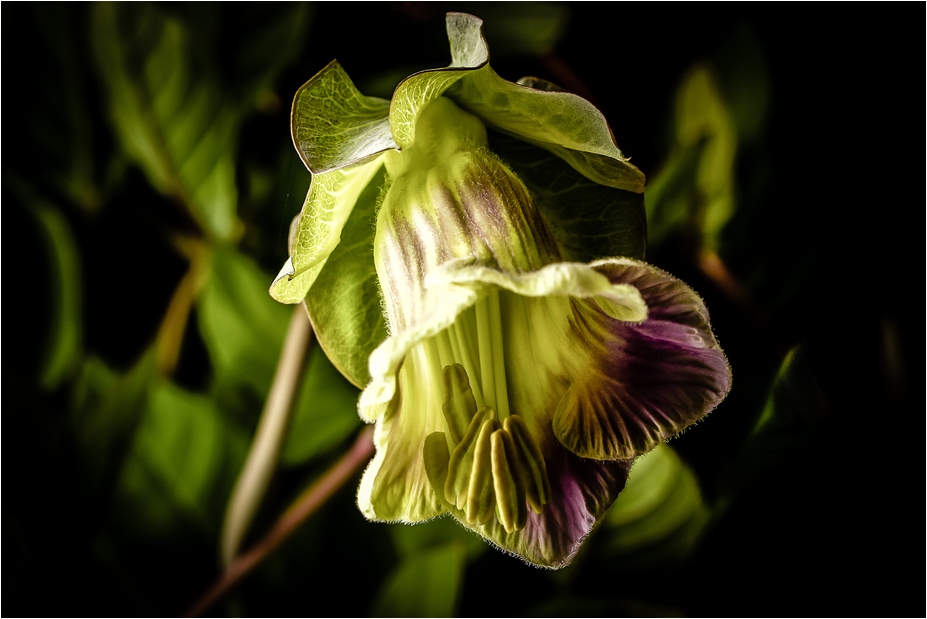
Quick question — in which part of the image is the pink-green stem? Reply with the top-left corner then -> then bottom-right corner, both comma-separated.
183,426 -> 375,618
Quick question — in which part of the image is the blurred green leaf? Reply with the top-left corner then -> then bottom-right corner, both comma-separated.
34,200 -> 83,389
646,63 -> 737,252
713,25 -> 770,144
72,351 -> 157,492
198,245 -> 291,399
114,377 -> 250,537
751,346 -> 824,438
7,176 -> 84,389
676,65 -> 737,248
224,3 -> 313,109
596,444 -> 709,568
28,5 -> 102,210
646,29 -> 769,257
280,342 -> 362,466
473,2 -> 570,56
91,2 -> 240,240
370,541 -> 466,617
719,345 -> 825,502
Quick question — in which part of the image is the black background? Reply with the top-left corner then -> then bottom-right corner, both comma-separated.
4,3 -> 922,616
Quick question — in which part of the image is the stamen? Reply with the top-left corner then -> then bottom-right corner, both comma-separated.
438,361 -> 550,531
503,415 -> 552,514
491,428 -> 528,533
445,406 -> 495,510
441,363 -> 477,445
466,416 -> 500,524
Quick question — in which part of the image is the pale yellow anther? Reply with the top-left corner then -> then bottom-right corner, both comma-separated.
466,417 -> 500,524
438,365 -> 551,530
441,363 -> 478,445
503,415 -> 552,514
491,428 -> 528,533
445,406 -> 495,509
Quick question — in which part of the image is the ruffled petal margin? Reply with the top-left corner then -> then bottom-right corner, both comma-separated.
357,256 -> 730,563
552,258 -> 732,460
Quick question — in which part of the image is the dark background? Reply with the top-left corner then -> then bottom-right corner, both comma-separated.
4,3 -> 922,617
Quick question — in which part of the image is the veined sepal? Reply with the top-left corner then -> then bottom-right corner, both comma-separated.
272,12 -> 648,308
269,159 -> 383,304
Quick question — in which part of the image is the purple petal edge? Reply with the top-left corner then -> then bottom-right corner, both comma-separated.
554,260 -> 732,460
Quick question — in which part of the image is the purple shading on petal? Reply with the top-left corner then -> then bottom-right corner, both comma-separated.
426,431 -> 631,568
496,439 -> 631,567
554,260 -> 732,460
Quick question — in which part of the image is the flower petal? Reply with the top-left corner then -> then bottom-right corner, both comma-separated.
359,283 -> 478,423
551,258 -> 732,460
357,341 -> 450,523
424,430 -> 631,568
430,259 -> 648,322
359,258 -> 664,557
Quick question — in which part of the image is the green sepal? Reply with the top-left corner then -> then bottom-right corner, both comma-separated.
269,159 -> 383,304
273,12 -> 646,307
448,67 -> 645,192
388,13 -> 644,193
291,60 -> 396,173
388,13 -> 490,148
304,166 -> 389,387
489,131 -> 647,262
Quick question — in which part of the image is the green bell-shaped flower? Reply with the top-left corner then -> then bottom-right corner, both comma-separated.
271,13 -> 731,568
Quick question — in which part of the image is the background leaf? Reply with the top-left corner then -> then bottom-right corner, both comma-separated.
91,2 -> 241,240
370,541 -> 467,618
645,64 -> 738,251
716,344 -> 826,506
596,444 -> 709,569
10,181 -> 85,389
5,4 -> 918,617
198,245 -> 290,400
389,515 -> 489,564
279,342 -> 362,466
71,351 -> 157,494
114,377 -> 249,537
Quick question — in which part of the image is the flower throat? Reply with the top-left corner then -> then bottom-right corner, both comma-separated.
431,294 -> 553,534
374,96 -> 561,532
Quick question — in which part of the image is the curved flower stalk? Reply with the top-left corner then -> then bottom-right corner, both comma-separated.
271,13 -> 731,568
